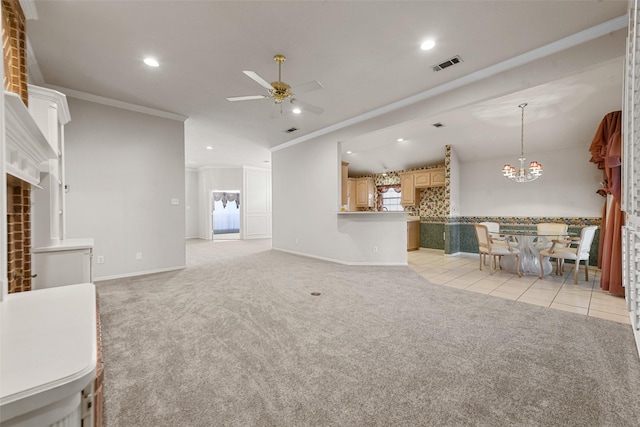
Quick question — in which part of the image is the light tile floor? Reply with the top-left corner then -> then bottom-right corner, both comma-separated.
408,248 -> 631,325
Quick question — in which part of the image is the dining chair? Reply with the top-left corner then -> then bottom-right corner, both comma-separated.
474,224 -> 521,277
538,225 -> 598,284
535,222 -> 568,250
479,221 -> 509,266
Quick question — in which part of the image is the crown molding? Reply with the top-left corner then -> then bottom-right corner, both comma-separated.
272,14 -> 628,153
18,0 -> 38,20
45,85 -> 188,122
26,38 -> 45,86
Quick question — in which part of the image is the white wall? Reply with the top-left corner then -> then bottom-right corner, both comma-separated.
193,166 -> 272,240
185,168 -> 199,238
460,145 -> 602,217
272,138 -> 406,265
64,98 -> 186,280
243,167 -> 272,239
197,167 -> 243,239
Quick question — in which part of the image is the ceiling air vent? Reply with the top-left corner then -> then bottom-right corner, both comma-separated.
284,127 -> 298,133
432,55 -> 462,72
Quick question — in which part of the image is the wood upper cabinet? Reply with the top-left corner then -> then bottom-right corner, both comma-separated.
356,177 -> 375,208
341,161 -> 349,205
400,167 -> 446,206
430,168 -> 445,186
400,173 -> 416,206
347,178 -> 357,211
414,170 -> 431,188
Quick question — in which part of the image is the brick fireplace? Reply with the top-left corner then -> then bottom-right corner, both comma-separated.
3,0 -> 30,293
6,175 -> 31,292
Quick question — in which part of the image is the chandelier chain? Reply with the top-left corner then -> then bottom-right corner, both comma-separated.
520,103 -> 526,158
502,102 -> 542,183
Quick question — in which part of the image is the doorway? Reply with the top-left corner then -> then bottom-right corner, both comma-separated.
211,191 -> 241,240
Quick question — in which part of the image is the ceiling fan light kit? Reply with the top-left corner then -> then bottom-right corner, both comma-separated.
502,103 -> 543,183
226,54 -> 324,116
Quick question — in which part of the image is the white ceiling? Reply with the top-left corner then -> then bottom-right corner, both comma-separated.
25,1 -> 628,175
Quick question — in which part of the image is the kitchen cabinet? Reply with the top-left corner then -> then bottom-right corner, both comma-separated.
431,168 -> 445,186
407,217 -> 420,251
414,170 -> 431,188
341,161 -> 349,206
355,177 -> 375,208
347,178 -> 357,211
400,173 -> 416,206
400,167 -> 445,206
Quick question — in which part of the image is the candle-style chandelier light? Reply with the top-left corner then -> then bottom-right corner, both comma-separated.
502,103 -> 542,182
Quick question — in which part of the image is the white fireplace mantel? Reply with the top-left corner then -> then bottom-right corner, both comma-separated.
4,91 -> 56,185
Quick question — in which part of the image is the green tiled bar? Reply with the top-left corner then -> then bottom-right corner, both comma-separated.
420,217 -> 601,266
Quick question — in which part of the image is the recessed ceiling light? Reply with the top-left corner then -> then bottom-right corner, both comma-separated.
144,57 -> 159,67
397,138 -> 404,142
346,151 -> 353,154
206,146 -> 213,150
292,108 -> 301,114
420,40 -> 436,51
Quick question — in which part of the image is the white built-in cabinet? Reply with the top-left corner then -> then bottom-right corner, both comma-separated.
1,86 -> 96,426
27,85 -> 94,288
29,85 -> 69,247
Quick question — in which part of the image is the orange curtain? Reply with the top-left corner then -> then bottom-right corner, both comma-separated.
588,111 -> 625,296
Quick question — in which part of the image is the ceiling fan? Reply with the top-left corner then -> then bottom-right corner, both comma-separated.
226,54 -> 324,116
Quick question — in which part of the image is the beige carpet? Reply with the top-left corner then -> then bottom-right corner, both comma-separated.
96,239 -> 640,426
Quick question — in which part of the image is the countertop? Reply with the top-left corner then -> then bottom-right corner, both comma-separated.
337,212 -> 421,222
32,237 -> 95,253
338,211 -> 413,216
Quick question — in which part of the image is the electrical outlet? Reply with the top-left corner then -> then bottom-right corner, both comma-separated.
372,245 -> 378,253
171,198 -> 179,206
96,256 -> 104,264
295,238 -> 299,245
136,252 -> 143,260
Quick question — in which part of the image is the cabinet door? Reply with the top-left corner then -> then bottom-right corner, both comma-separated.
355,178 -> 376,208
431,168 -> 445,186
32,249 -> 92,290
366,178 -> 376,208
356,179 -> 369,207
341,162 -> 349,205
347,179 -> 357,211
407,220 -> 420,251
400,173 -> 415,206
414,171 -> 431,188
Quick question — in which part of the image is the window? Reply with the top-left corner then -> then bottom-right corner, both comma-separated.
380,188 -> 403,211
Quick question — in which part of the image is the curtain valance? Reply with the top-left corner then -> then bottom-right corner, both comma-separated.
212,192 -> 240,210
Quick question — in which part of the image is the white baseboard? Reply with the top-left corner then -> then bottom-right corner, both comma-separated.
272,248 -> 408,266
94,265 -> 186,282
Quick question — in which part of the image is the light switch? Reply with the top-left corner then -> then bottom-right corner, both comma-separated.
171,198 -> 179,206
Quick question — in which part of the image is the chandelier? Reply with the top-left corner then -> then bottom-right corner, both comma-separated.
502,103 -> 542,182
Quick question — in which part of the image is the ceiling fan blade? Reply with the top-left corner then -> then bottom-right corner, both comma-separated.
290,98 -> 324,115
243,70 -> 274,91
226,95 -> 268,102
291,80 -> 323,95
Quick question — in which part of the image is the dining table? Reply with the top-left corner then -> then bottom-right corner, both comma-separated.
498,230 -> 571,276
